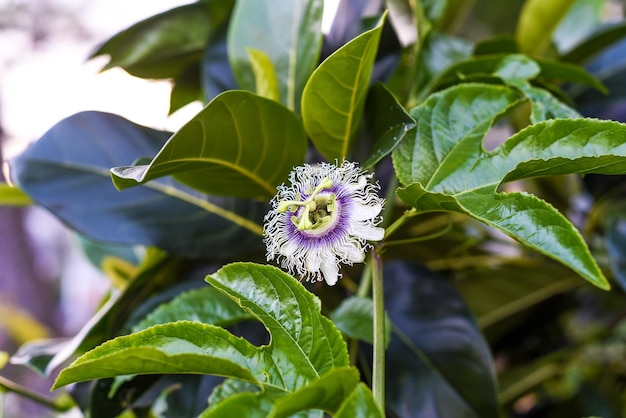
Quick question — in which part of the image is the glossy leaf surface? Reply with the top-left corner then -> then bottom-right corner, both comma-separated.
111,91 -> 307,199
392,83 -> 626,289
384,261 -> 498,418
54,263 -> 349,391
9,111 -> 262,258
228,0 -> 324,110
91,1 -> 233,79
132,286 -> 251,332
302,13 -> 386,161
335,383 -> 383,418
362,82 -> 416,169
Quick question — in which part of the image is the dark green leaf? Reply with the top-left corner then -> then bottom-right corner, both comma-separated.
132,286 -> 252,332
228,0 -> 324,110
201,24 -> 238,101
335,383 -> 383,418
91,1 -> 233,79
507,79 -> 580,123
515,0 -> 576,56
169,63 -> 202,114
393,83 -> 626,289
111,91 -> 306,199
329,296 -> 391,346
384,261 -> 498,418
302,13 -> 386,161
53,263 -> 349,391
362,83 -> 415,169
9,111 -> 263,257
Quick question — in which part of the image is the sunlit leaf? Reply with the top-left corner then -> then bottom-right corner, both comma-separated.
132,286 -> 251,332
335,383 -> 383,418
111,91 -> 306,199
228,0 -> 324,111
247,48 -> 281,101
53,263 -> 349,391
393,83 -> 626,289
516,0 -> 576,56
302,13 -> 386,161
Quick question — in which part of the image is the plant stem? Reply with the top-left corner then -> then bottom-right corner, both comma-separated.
371,249 -> 385,414
0,375 -> 73,413
384,208 -> 417,240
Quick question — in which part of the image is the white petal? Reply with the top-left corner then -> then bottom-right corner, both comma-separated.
352,203 -> 382,221
280,240 -> 298,257
351,223 -> 385,241
321,258 -> 339,286
306,251 -> 322,273
340,241 -> 365,263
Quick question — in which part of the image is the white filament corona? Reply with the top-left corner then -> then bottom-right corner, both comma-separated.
264,161 -> 385,286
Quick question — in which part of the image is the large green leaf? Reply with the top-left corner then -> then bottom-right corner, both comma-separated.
91,1 -> 233,79
53,263 -> 349,391
9,111 -> 263,258
329,296 -> 391,347
228,0 -> 324,111
430,53 -> 605,93
392,83 -> 626,289
200,367 -> 359,417
335,384 -> 383,418
131,286 -> 252,333
516,0 -> 576,56
302,13 -> 386,161
111,91 -> 307,199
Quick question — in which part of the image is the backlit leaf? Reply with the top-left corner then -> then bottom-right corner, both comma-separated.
111,91 -> 306,199
302,13 -> 386,161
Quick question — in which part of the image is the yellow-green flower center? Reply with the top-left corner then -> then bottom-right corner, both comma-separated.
277,177 -> 337,231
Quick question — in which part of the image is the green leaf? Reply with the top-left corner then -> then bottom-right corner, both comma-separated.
9,111 -> 263,257
507,79 -> 580,123
132,286 -> 252,333
248,48 -> 281,102
494,54 -> 540,81
431,54 -> 605,93
302,12 -> 386,161
335,383 -> 383,418
228,0 -> 324,111
53,263 -> 349,391
110,91 -> 307,199
201,367 -> 358,417
91,1 -> 233,79
392,83 -> 626,289
329,296 -> 391,347
362,83 -> 416,169
562,21 -> 626,64
0,183 -> 32,206
516,0 -> 576,56
206,263 -> 350,386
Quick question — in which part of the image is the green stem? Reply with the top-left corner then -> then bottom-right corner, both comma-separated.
384,208 -> 417,239
371,249 -> 386,414
0,376 -> 73,413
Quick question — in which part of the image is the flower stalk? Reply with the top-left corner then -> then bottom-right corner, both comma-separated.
371,248 -> 385,413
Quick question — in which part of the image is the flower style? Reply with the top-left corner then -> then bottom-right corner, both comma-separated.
264,161 -> 385,286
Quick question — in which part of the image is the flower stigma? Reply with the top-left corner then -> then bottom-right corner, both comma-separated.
264,161 -> 385,286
